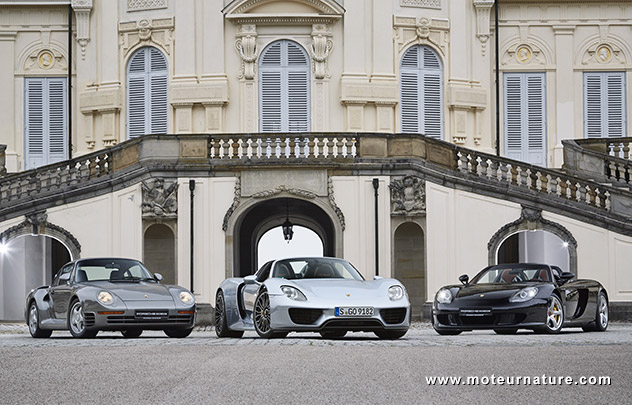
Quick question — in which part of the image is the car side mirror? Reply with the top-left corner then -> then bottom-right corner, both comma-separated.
60,273 -> 71,284
244,275 -> 257,284
154,273 -> 163,282
373,276 -> 383,280
459,274 -> 469,285
559,272 -> 575,284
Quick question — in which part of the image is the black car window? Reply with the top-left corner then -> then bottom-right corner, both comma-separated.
256,261 -> 273,282
53,264 -> 73,286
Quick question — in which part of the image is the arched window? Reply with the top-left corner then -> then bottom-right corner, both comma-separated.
259,40 -> 310,132
126,47 -> 168,139
400,45 -> 443,139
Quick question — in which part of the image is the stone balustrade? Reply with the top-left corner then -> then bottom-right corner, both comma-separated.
0,133 -> 630,234
564,138 -> 632,190
0,144 -> 6,176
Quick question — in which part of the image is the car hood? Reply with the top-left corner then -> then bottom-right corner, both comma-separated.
288,279 -> 389,299
455,283 -> 543,299
87,281 -> 174,301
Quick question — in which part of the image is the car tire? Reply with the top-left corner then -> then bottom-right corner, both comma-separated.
164,328 -> 193,338
374,330 -> 408,339
215,290 -> 244,338
27,302 -> 52,338
121,329 -> 143,338
253,289 -> 285,338
68,300 -> 98,338
494,329 -> 518,335
319,330 -> 347,339
535,294 -> 564,334
582,292 -> 608,332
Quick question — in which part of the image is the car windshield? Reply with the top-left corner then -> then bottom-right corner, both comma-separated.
270,258 -> 364,281
75,259 -> 154,282
470,265 -> 551,284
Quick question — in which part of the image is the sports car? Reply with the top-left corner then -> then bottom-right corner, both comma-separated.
214,257 -> 411,339
25,258 -> 196,338
431,263 -> 609,335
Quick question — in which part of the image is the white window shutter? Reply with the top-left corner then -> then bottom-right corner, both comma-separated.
584,72 -> 626,139
47,78 -> 68,163
259,40 -> 310,132
400,45 -> 443,139
25,77 -> 67,170
127,47 -> 168,139
503,72 -> 546,166
25,78 -> 45,169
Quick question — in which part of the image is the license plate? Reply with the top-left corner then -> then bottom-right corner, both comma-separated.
135,311 -> 168,320
335,307 -> 374,317
460,309 -> 491,317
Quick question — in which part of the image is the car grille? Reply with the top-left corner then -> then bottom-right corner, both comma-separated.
320,319 -> 384,331
380,308 -> 407,324
105,314 -> 193,325
289,308 -> 322,325
84,312 -> 96,327
438,313 -> 527,327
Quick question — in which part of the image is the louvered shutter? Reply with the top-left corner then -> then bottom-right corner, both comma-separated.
259,40 -> 310,132
584,72 -> 626,138
400,45 -> 443,139
504,74 -> 523,160
25,78 -> 45,169
25,77 -> 67,170
47,78 -> 68,163
526,74 -> 545,165
127,47 -> 168,139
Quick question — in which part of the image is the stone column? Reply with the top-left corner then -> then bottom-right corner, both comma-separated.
174,0 -> 196,81
553,26 -> 576,168
236,24 -> 258,132
0,32 -> 16,171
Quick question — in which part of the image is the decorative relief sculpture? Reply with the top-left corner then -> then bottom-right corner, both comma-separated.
473,0 -> 494,56
141,177 -> 178,218
235,25 -> 258,80
582,43 -> 624,65
327,178 -> 345,231
311,24 -> 333,79
119,17 -> 174,56
394,16 -> 449,56
389,176 -> 426,216
252,185 -> 318,199
24,48 -> 67,72
400,0 -> 441,9
72,0 -> 93,59
127,0 -> 167,11
502,43 -> 544,66
222,177 -> 241,231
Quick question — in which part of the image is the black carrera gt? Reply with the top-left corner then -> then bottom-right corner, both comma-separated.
431,263 -> 609,335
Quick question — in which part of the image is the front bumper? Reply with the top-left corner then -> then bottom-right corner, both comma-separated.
269,295 -> 410,333
432,298 -> 547,331
83,300 -> 196,331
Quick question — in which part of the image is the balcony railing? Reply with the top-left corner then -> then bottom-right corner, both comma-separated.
564,138 -> 632,190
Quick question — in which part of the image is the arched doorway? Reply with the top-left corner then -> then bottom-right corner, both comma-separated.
0,235 -> 71,320
393,222 -> 426,315
497,230 -> 571,272
143,223 -> 176,285
257,225 -> 324,269
234,197 -> 335,277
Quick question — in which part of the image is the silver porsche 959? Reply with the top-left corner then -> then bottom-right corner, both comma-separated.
25,258 -> 196,338
214,257 -> 411,339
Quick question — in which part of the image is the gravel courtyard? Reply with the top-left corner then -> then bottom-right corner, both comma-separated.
1,322 -> 631,404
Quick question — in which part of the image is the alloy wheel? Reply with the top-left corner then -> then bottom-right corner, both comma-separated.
254,292 -> 271,333
599,295 -> 608,329
70,302 -> 85,334
28,305 -> 38,335
546,296 -> 563,331
215,293 -> 225,334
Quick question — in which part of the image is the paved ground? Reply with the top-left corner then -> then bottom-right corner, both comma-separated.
1,322 -> 631,404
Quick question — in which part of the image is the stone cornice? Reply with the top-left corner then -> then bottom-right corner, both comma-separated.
225,14 -> 341,26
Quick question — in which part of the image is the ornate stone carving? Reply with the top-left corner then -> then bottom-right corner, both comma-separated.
311,24 -> 333,80
582,43 -> 625,65
389,176 -> 426,216
0,144 -> 6,176
24,48 -> 67,72
72,0 -> 93,60
394,16 -> 449,56
127,0 -> 167,11
502,43 -> 544,66
251,186 -> 318,199
137,19 -> 153,41
327,178 -> 345,231
235,25 -> 258,80
473,0 -> 494,56
119,17 -> 174,56
400,0 -> 441,9
25,211 -> 48,228
222,177 -> 241,231
141,177 -> 178,218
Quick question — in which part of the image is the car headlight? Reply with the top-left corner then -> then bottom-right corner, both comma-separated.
281,286 -> 307,301
435,288 -> 453,304
510,287 -> 539,303
97,291 -> 113,306
179,291 -> 195,305
388,285 -> 404,301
